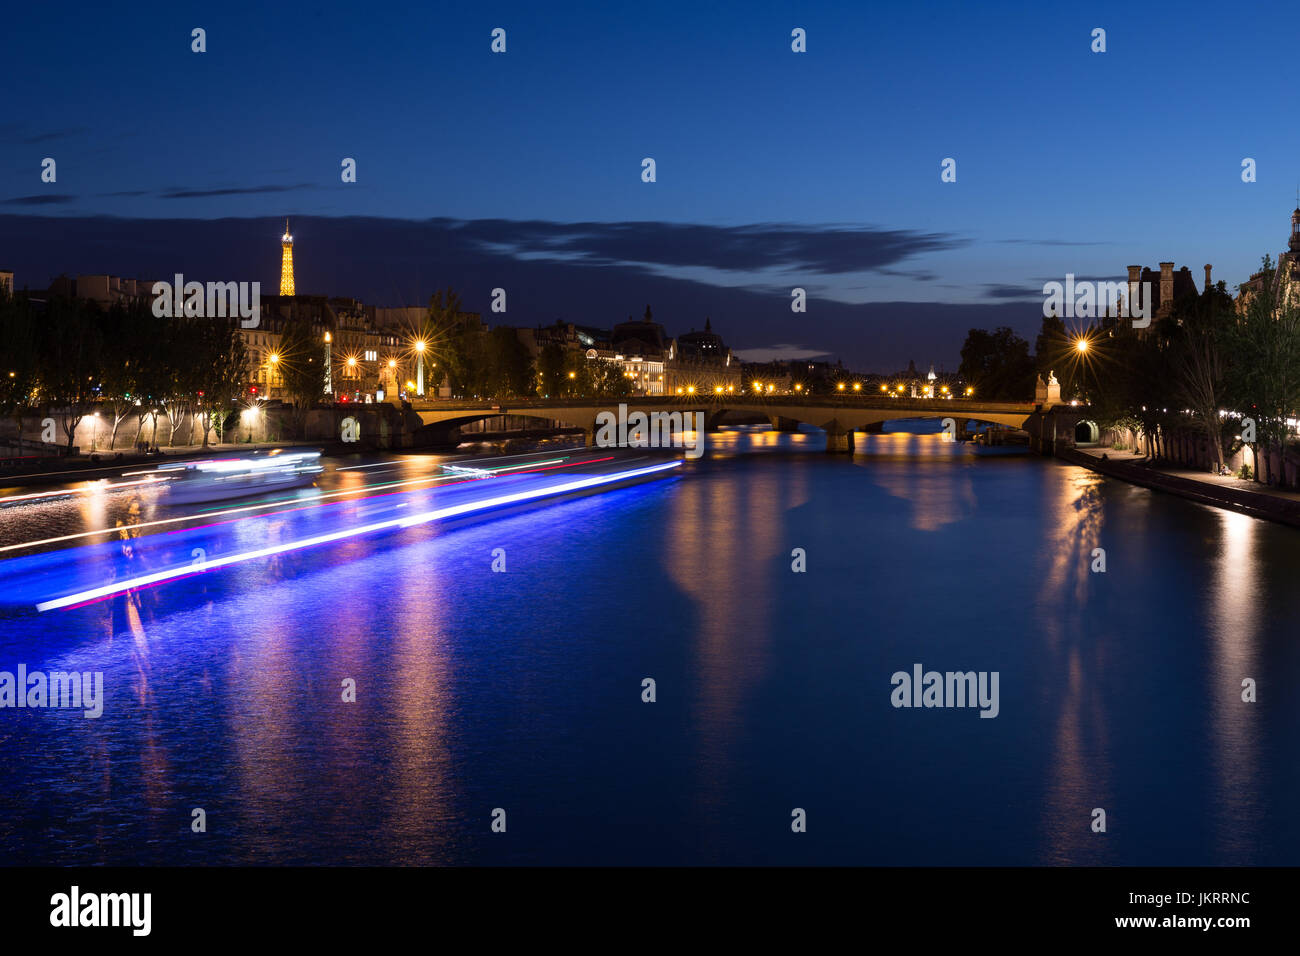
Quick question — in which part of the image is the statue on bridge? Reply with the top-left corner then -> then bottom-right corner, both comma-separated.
1035,371 -> 1062,407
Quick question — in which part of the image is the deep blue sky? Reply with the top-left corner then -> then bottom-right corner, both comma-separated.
3,0 -> 1299,370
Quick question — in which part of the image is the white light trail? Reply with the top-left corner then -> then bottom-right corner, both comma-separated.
34,460 -> 680,612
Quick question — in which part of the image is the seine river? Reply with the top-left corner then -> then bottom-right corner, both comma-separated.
1,422 -> 1297,865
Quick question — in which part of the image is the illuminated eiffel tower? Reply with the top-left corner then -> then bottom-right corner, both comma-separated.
279,218 -> 295,296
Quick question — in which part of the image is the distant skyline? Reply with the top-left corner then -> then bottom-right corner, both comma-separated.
4,0 -> 1299,369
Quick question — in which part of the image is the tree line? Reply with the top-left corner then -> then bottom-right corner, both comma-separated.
423,289 -> 632,401
958,259 -> 1300,484
0,287 -> 246,452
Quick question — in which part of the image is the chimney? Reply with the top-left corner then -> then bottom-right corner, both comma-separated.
1126,265 -> 1142,317
1204,264 -> 1213,291
1159,262 -> 1174,316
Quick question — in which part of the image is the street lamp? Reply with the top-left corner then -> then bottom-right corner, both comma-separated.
414,339 -> 427,397
323,332 -> 332,396
1075,337 -> 1089,354
837,382 -> 846,391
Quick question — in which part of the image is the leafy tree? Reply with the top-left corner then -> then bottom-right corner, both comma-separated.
589,359 -> 633,398
537,343 -> 565,397
958,326 -> 1035,400
37,297 -> 103,453
190,316 -> 247,447
482,326 -> 534,398
1033,312 -> 1083,400
0,285 -> 38,449
277,317 -> 326,436
98,298 -> 155,448
1166,282 -> 1234,471
1226,258 -> 1300,484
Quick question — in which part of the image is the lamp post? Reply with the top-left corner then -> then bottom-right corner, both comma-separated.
415,339 -> 426,397
323,332 -> 332,396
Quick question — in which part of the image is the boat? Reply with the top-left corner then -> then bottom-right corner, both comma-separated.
158,450 -> 323,504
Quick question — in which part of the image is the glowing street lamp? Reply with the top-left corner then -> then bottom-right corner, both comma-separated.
837,382 -> 846,391
1075,337 -> 1089,354
412,339 -> 429,397
852,382 -> 862,392
321,331 -> 333,395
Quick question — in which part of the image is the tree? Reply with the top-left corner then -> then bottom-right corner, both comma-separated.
1033,312 -> 1082,400
1226,257 -> 1300,484
424,288 -> 465,394
958,326 -> 1035,400
98,298 -> 155,448
0,285 -> 38,450
1166,282 -> 1233,471
589,359 -> 633,398
37,297 -> 103,453
190,316 -> 247,447
537,343 -> 565,397
483,325 -> 534,399
277,317 -> 326,436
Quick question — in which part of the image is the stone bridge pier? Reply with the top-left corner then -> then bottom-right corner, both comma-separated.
823,421 -> 855,454
1024,408 -> 1084,455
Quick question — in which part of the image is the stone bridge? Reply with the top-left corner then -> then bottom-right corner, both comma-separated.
401,396 -> 1087,455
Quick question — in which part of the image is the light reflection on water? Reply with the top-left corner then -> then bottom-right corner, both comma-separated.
0,425 -> 1297,865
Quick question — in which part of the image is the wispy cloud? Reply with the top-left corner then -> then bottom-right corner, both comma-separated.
995,238 -> 1114,247
160,184 -> 315,199
1,194 -> 77,206
446,219 -> 966,276
0,123 -> 88,145
983,283 -> 1040,300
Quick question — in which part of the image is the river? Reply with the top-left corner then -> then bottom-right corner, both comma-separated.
0,422 -> 1296,865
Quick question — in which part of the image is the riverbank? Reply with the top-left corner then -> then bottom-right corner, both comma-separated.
0,441 -> 344,489
1064,446 -> 1300,530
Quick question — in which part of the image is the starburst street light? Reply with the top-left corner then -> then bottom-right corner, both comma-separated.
413,339 -> 427,397
1075,337 -> 1089,354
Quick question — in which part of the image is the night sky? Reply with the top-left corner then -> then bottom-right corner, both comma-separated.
3,0 -> 1297,370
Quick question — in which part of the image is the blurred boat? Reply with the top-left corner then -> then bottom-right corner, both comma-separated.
159,450 -> 323,504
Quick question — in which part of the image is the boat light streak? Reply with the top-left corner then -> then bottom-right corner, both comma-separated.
34,460 -> 680,612
0,476 -> 165,506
